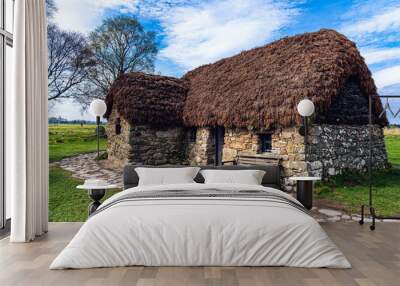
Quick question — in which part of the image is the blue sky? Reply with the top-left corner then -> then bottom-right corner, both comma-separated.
49,0 -> 400,123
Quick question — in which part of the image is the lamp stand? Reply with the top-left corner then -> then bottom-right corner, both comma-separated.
304,116 -> 308,164
96,116 -> 100,160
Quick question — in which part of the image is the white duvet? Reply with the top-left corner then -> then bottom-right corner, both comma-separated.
50,183 -> 351,269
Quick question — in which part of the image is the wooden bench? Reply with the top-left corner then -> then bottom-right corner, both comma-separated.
222,152 -> 281,166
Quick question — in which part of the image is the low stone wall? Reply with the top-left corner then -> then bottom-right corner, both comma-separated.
307,124 -> 388,177
187,127 -> 215,165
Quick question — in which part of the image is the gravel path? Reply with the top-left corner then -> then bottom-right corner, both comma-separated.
55,152 -> 123,187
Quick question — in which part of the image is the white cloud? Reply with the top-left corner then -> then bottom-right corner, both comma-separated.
341,5 -> 400,44
340,1 -> 400,96
379,83 -> 400,96
136,0 -> 199,18
53,0 -> 298,72
49,98 -> 93,121
362,47 -> 400,65
373,66 -> 400,89
54,0 -> 137,33
156,0 -> 298,71
342,7 -> 400,35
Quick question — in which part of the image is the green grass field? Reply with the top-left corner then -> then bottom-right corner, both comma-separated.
49,124 -> 107,162
385,134 -> 400,167
316,133 -> 400,216
316,169 -> 400,216
49,166 -> 117,222
49,124 -> 111,221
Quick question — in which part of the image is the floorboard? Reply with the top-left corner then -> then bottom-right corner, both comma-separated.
0,222 -> 399,286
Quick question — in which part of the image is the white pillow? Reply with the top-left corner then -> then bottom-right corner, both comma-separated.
200,169 -> 266,185
135,167 -> 200,186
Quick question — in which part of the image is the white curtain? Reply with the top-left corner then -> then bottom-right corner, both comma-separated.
9,0 -> 48,242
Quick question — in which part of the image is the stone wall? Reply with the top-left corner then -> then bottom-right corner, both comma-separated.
106,110 -> 132,167
307,124 -> 388,177
187,127 -> 215,165
106,110 -> 186,166
129,126 -> 186,165
222,129 -> 259,162
220,125 -> 388,191
220,128 -> 306,191
272,128 -> 307,191
107,111 -> 388,192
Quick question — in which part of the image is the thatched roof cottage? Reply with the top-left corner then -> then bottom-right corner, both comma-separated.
105,29 -> 388,191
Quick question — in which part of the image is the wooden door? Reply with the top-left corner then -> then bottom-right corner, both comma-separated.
215,126 -> 225,166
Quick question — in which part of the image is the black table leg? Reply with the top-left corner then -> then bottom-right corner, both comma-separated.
296,181 -> 313,210
87,189 -> 106,216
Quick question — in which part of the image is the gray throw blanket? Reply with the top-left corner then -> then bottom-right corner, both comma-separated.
91,189 -> 309,217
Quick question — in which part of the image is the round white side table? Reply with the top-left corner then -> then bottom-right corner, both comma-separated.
77,184 -> 118,215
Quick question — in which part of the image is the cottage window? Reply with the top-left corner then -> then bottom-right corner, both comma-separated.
115,118 -> 122,135
190,127 -> 197,141
259,133 -> 272,152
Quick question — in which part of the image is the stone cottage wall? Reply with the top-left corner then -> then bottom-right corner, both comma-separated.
187,127 -> 215,165
186,125 -> 388,192
307,124 -> 388,177
129,126 -> 186,165
222,129 -> 259,162
107,111 -> 388,192
106,110 -> 186,166
106,110 -> 132,167
272,128 -> 307,191
221,128 -> 306,192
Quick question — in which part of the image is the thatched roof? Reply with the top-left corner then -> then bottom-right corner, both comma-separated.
105,29 -> 387,129
105,72 -> 189,126
182,29 -> 387,128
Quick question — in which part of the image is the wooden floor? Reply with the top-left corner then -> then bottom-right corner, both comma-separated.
0,222 -> 399,286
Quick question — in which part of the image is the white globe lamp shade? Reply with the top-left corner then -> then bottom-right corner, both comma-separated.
297,99 -> 315,117
89,99 -> 107,117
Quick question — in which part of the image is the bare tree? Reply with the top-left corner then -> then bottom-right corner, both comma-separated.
86,15 -> 158,100
47,24 -> 94,101
45,2 -> 157,107
46,0 -> 57,19
46,0 -> 95,102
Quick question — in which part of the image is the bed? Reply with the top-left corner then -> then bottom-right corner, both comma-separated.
50,165 -> 350,269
